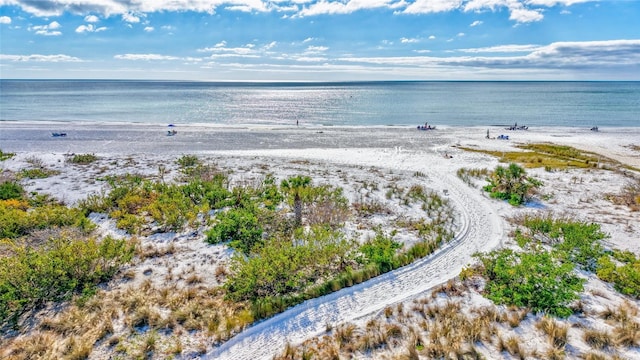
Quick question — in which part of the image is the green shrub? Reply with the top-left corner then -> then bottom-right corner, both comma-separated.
519,215 -> 607,271
0,200 -> 93,239
0,149 -> 16,161
225,226 -> 354,303
474,248 -> 583,318
483,163 -> 542,206
19,168 -> 59,179
0,234 -> 135,328
0,181 -> 24,200
176,154 -> 200,168
597,251 -> 640,298
358,231 -> 402,273
69,153 -> 98,165
206,206 -> 263,254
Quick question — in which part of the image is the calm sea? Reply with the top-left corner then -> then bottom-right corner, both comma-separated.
1,80 -> 638,127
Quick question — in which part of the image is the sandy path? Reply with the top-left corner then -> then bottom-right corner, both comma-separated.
207,148 -> 505,360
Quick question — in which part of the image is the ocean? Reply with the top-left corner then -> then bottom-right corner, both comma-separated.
1,80 -> 638,127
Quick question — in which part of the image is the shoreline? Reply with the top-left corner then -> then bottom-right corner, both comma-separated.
2,123 -> 639,168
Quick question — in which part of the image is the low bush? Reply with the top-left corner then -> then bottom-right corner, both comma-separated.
483,163 -> 542,206
68,153 -> 98,165
0,234 -> 135,328
473,248 -> 583,318
0,200 -> 93,239
597,251 -> 640,298
206,206 -> 263,254
0,149 -> 16,161
0,181 -> 24,200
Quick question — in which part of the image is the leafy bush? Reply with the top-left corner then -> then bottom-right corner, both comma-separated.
68,153 -> 98,165
0,181 -> 24,200
474,248 -> 583,317
0,234 -> 135,328
358,231 -> 402,273
0,200 -> 93,239
597,251 -> 640,298
519,215 -> 607,271
206,206 -> 263,254
225,226 -> 354,302
176,154 -> 200,168
483,163 -> 542,205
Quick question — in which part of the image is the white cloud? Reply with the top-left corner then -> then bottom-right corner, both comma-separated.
401,37 -> 419,43
114,54 -> 202,62
527,0 -> 592,6
470,20 -> 482,27
144,26 -> 154,32
403,0 -> 462,14
0,16 -> 11,24
459,44 -> 541,53
75,24 -> 107,33
297,0 -> 399,17
428,35 -> 436,40
2,0 -> 598,25
336,39 -> 640,72
29,21 -> 62,36
84,15 -> 99,23
305,45 -> 329,53
509,5 -> 544,23
122,12 -> 140,23
303,37 -> 315,43
457,32 -> 465,37
0,54 -> 82,62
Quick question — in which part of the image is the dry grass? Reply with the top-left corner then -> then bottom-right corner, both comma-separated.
583,328 -> 615,350
536,316 -> 569,349
0,282 -> 251,359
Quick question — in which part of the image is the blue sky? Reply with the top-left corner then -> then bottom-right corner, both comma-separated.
0,0 -> 639,81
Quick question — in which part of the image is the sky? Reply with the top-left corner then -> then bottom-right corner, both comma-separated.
0,0 -> 639,81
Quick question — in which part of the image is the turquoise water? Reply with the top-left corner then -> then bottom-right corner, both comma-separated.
1,80 -> 638,127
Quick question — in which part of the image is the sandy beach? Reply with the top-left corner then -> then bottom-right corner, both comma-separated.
1,123 -> 639,359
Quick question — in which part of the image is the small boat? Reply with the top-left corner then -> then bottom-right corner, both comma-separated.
417,125 -> 436,131
51,132 -> 67,137
497,134 -> 509,140
167,129 -> 177,136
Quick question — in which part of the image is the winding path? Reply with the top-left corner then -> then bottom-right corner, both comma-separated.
207,148 -> 505,360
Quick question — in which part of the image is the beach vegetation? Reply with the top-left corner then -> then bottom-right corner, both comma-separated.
596,250 -> 640,298
0,149 -> 15,161
19,167 -> 59,179
483,163 -> 542,205
0,181 -> 24,200
607,178 -> 640,211
281,175 -> 312,226
472,248 -> 583,317
68,153 -> 98,165
456,167 -> 490,187
176,154 -> 200,168
0,233 -> 135,329
459,143 -> 635,171
206,206 -> 263,254
0,191 -> 93,239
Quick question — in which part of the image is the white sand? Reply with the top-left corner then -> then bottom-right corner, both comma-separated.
1,123 -> 639,359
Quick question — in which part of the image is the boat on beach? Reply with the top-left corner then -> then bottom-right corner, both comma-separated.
51,132 -> 67,137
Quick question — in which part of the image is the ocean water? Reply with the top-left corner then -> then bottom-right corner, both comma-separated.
1,80 -> 638,127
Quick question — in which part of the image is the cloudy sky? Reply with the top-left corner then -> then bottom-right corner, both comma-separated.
0,0 -> 639,81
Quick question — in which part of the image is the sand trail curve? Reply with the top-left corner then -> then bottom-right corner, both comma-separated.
207,148 -> 504,360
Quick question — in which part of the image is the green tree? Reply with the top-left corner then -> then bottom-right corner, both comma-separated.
484,163 -> 542,205
281,176 -> 312,226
